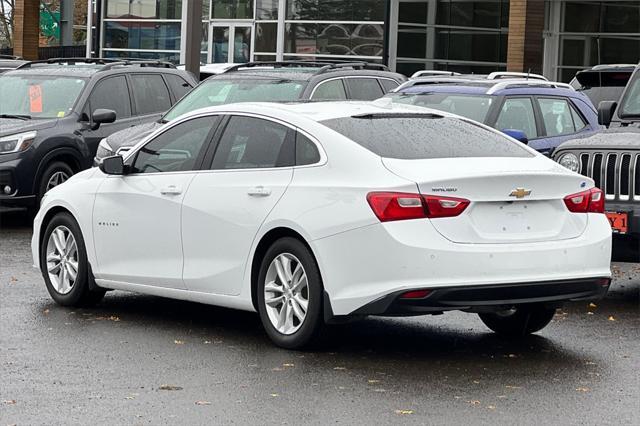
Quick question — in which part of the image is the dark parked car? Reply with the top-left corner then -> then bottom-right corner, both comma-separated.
95,61 -> 407,161
387,75 -> 600,156
0,55 -> 27,73
554,63 -> 640,260
569,64 -> 635,113
0,58 -> 197,209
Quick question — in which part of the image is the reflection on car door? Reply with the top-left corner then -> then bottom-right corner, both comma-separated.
92,115 -> 219,288
181,115 -> 295,296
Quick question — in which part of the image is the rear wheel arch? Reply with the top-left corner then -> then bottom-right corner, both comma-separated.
250,227 -> 321,312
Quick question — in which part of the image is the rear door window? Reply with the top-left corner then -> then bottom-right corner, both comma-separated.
164,74 -> 194,101
131,74 -> 172,115
321,114 -> 532,159
311,79 -> 347,100
89,76 -> 131,119
346,78 -> 384,100
495,97 -> 538,139
537,98 -> 577,136
211,116 -> 294,169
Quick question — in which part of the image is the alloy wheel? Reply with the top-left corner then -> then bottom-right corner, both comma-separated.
45,225 -> 79,295
264,253 -> 309,335
46,171 -> 70,192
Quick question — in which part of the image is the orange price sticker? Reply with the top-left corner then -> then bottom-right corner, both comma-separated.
29,85 -> 43,113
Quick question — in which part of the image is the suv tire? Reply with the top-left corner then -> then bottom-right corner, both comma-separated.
38,161 -> 74,201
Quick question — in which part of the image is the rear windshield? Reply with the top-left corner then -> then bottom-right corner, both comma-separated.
320,114 -> 533,159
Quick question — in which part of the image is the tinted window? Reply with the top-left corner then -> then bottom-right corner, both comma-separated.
495,98 -> 537,139
346,78 -> 384,100
90,76 -> 131,119
311,79 -> 347,100
379,78 -> 399,93
321,115 -> 532,159
538,98 -> 575,137
296,133 -> 321,165
132,116 -> 216,173
164,74 -> 193,101
131,74 -> 171,115
211,116 -> 294,169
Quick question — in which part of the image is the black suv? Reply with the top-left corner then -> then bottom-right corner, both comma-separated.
554,63 -> 640,260
95,61 -> 406,161
0,58 -> 197,208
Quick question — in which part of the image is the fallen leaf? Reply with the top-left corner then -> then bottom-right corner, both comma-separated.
394,410 -> 414,415
575,387 -> 590,392
174,340 -> 185,345
608,316 -> 616,321
497,395 -> 507,399
43,309 -> 50,315
282,363 -> 294,367
270,393 -> 279,397
333,366 -> 347,370
588,303 -> 597,308
585,361 -> 597,366
507,354 -> 517,358
472,380 -> 480,384
505,385 -> 521,389
203,340 -> 212,344
368,379 -> 380,384
468,400 -> 481,405
2,399 -> 16,405
195,400 -> 211,405
373,388 -> 386,392
586,312 -> 594,315
487,405 -> 496,410
271,367 -> 283,371
158,384 -> 183,391
10,276 -> 17,282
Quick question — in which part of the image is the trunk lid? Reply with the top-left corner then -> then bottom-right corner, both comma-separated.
382,156 -> 591,244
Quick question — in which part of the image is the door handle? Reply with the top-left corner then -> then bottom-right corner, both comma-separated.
160,185 -> 182,195
247,186 -> 272,197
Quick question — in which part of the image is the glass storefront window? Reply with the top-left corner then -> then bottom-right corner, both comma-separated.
285,23 -> 383,57
212,0 -> 254,19
106,0 -> 182,20
104,22 -> 181,51
564,1 -> 640,33
103,50 -> 181,63
286,0 -> 385,21
257,0 -> 279,19
435,0 -> 509,29
255,22 -> 278,53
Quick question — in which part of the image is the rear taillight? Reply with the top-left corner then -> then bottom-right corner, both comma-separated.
367,192 -> 470,222
563,187 -> 604,213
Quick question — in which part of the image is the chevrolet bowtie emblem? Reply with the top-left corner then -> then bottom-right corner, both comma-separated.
509,188 -> 532,199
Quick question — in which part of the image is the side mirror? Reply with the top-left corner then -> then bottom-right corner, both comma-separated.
502,129 -> 528,145
91,108 -> 116,130
597,101 -> 617,127
99,155 -> 125,175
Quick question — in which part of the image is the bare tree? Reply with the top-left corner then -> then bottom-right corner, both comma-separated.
0,0 -> 14,48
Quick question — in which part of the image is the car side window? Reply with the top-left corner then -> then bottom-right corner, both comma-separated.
296,132 -> 321,166
311,79 -> 347,100
379,78 -> 399,93
495,97 -> 538,139
165,74 -> 193,101
569,102 -> 587,131
346,78 -> 384,100
211,116 -> 294,170
89,76 -> 131,119
131,74 -> 172,115
131,116 -> 216,174
538,98 -> 576,137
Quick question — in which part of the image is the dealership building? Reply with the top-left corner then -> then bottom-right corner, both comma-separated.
15,1 -> 638,82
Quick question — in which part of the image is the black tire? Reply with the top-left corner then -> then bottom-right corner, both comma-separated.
257,237 -> 324,349
40,212 -> 105,307
37,161 -> 74,201
479,306 -> 556,337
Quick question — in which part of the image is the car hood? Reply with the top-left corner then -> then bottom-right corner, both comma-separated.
0,117 -> 58,138
554,127 -> 640,152
105,121 -> 162,151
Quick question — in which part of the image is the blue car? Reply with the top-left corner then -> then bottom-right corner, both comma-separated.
386,76 -> 600,156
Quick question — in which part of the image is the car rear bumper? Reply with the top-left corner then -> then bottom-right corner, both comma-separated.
352,277 -> 611,315
312,214 -> 612,316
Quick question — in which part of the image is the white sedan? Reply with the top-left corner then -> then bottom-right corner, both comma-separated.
32,102 -> 612,348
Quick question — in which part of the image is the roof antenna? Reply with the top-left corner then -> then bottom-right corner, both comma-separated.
527,68 -> 531,80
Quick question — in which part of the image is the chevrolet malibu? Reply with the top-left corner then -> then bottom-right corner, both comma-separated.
32,102 -> 612,348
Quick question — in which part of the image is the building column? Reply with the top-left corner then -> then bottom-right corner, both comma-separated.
506,0 -> 545,74
13,0 -> 40,60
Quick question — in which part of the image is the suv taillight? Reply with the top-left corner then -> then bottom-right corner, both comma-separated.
367,192 -> 470,222
563,188 -> 604,213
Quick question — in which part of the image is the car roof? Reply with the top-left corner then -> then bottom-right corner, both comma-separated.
183,100 -> 451,123
396,79 -> 578,97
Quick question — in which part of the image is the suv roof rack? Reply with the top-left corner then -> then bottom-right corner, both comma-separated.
225,60 -> 389,74
486,79 -> 574,94
0,54 -> 22,60
411,70 -> 461,78
487,71 -> 548,81
17,57 -> 175,70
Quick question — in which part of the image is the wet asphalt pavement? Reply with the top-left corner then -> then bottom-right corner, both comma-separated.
1,210 -> 639,425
